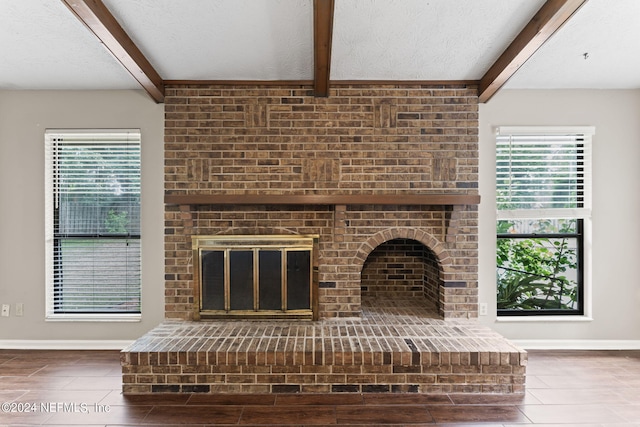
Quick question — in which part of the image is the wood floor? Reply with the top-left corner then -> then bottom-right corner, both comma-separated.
1,349 -> 639,426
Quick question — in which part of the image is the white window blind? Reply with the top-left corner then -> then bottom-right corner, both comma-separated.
496,127 -> 593,220
45,130 -> 141,318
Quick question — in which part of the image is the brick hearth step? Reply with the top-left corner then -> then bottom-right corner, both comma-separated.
122,302 -> 526,394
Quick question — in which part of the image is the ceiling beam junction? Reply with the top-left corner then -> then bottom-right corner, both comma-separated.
61,0 -> 165,103
479,0 -> 587,103
313,0 -> 335,97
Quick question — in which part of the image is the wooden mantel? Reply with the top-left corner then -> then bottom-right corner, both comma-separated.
164,194 -> 480,206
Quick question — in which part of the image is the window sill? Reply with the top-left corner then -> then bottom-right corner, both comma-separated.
496,315 -> 593,323
45,314 -> 141,322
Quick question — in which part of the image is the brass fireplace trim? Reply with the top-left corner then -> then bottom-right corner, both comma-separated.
192,235 -> 319,321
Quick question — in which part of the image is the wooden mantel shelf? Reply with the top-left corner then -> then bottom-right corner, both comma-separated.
164,194 -> 480,206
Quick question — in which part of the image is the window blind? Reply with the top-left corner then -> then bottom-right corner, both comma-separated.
495,127 -> 593,316
45,130 -> 141,316
496,127 -> 593,219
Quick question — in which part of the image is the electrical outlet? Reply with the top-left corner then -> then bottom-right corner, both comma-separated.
15,303 -> 24,317
479,303 -> 488,316
1,304 -> 10,317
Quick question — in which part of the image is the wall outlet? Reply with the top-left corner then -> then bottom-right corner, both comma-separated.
15,303 -> 24,317
479,303 -> 488,316
1,304 -> 10,317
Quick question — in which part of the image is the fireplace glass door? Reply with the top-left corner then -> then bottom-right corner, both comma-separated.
194,235 -> 317,319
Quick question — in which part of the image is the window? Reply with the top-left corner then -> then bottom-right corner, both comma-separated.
496,127 -> 593,316
45,130 -> 141,320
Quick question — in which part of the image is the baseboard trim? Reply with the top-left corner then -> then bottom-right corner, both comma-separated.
513,339 -> 640,350
0,340 -> 134,350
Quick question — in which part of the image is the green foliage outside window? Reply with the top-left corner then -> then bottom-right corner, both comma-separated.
106,210 -> 130,234
496,219 -> 580,312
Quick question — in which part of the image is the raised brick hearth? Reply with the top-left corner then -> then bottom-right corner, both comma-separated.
122,298 -> 526,394
122,83 -> 526,394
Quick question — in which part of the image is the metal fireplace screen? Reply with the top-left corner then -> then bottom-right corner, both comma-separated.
192,235 -> 318,320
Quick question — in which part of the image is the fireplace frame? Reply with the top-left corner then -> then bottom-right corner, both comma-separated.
192,234 -> 320,320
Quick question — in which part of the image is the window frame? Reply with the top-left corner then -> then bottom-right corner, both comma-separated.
44,129 -> 142,322
495,126 -> 594,318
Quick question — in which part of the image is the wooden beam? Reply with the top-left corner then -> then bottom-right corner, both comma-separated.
332,80 -> 480,87
164,194 -> 481,206
479,0 -> 587,103
164,80 -> 314,87
313,0 -> 335,97
163,79 -> 478,89
61,0 -> 165,103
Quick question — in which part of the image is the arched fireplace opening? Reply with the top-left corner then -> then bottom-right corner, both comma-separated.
361,238 -> 442,317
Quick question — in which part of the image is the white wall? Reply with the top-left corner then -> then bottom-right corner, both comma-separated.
0,90 -> 165,345
479,89 -> 640,345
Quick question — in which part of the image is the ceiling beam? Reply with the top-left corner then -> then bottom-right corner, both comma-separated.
61,0 -> 165,103
313,0 -> 335,97
479,0 -> 587,103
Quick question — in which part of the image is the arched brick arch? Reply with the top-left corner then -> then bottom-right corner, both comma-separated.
351,227 -> 453,318
352,227 -> 452,275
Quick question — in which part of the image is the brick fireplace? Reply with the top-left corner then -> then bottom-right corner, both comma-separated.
162,83 -> 481,320
121,83 -> 526,394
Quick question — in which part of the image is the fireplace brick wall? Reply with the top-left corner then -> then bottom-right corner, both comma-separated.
163,84 -> 479,320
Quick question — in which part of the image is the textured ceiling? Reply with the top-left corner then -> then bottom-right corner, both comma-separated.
505,0 -> 640,89
0,0 -> 638,92
0,0 -> 137,89
103,0 -> 314,81
331,0 -> 544,80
